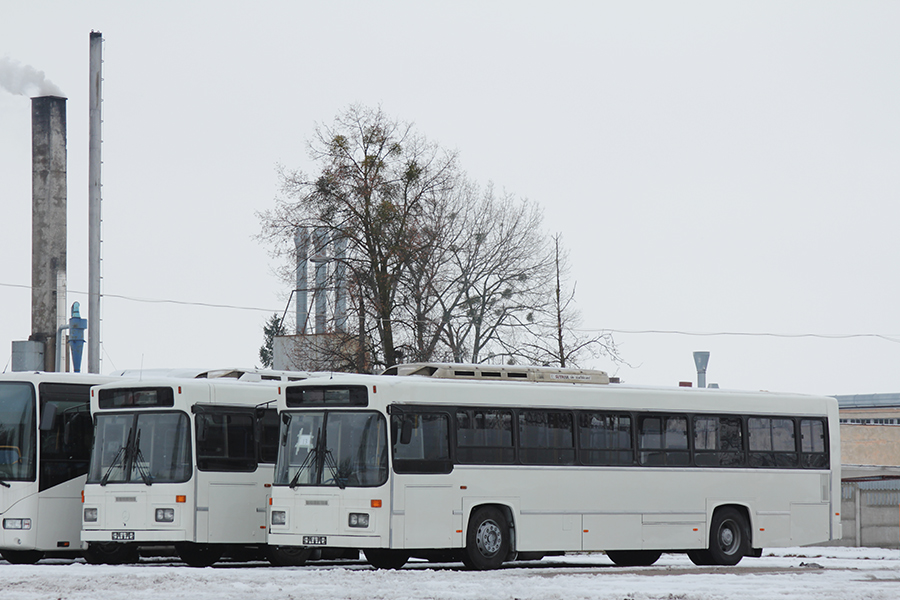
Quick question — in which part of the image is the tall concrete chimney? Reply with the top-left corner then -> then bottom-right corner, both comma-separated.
88,31 -> 103,373
31,95 -> 67,372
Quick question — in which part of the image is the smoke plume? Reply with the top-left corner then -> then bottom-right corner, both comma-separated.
0,56 -> 65,97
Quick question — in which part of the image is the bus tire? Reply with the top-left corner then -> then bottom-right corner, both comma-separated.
707,507 -> 750,566
687,549 -> 714,566
462,506 -> 509,570
84,542 -> 139,565
364,549 -> 409,569
605,550 -> 662,566
175,542 -> 224,567
1,549 -> 44,564
266,545 -> 312,566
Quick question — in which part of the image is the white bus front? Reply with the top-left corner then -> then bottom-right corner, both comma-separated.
268,382 -> 394,564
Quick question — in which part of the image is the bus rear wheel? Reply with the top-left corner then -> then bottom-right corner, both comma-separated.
706,507 -> 750,566
605,550 -> 662,566
84,542 -> 139,565
462,506 -> 509,570
175,542 -> 224,567
1,549 -> 44,564
364,549 -> 409,569
266,545 -> 312,566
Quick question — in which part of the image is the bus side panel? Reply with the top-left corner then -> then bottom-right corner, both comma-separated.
583,514 -> 642,551
203,476 -> 268,544
401,483 -> 457,548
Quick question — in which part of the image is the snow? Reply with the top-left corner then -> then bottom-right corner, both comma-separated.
2,547 -> 899,600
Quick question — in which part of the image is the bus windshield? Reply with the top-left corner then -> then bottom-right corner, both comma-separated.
0,382 -> 36,483
87,412 -> 192,484
275,411 -> 388,488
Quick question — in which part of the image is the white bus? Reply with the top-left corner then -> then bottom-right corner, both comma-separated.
81,374 -> 315,566
0,372 -> 120,564
267,363 -> 841,569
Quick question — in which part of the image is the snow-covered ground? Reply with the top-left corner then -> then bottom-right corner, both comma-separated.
2,547 -> 898,600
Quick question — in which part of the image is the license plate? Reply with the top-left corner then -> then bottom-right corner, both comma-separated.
112,531 -> 135,541
303,535 -> 327,545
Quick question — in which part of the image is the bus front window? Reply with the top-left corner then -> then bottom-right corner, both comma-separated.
88,412 -> 192,484
276,411 -> 387,488
0,383 -> 36,483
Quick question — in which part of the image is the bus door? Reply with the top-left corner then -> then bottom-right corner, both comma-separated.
193,407 -> 267,544
390,410 -> 456,549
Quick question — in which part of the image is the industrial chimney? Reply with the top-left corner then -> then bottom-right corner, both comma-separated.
30,95 -> 67,372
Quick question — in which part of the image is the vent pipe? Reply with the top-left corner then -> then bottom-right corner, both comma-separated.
31,95 -> 67,371
693,351 -> 710,389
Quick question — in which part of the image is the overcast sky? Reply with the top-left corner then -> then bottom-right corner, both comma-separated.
2,2 -> 899,396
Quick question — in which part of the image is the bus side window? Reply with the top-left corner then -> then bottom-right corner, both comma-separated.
391,413 -> 451,474
800,419 -> 828,468
693,416 -> 744,467
578,412 -> 633,466
638,415 -> 689,467
748,417 -> 798,468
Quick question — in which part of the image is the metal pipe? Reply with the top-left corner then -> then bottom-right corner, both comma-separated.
295,227 -> 309,334
88,31 -> 103,373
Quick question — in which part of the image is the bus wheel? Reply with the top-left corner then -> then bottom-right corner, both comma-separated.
605,550 -> 662,566
266,545 -> 312,566
84,542 -> 139,565
462,506 -> 509,570
175,543 -> 224,567
687,550 -> 714,566
707,508 -> 749,566
1,550 -> 44,564
364,549 -> 409,569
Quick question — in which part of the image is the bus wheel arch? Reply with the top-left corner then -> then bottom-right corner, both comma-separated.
462,504 -> 514,570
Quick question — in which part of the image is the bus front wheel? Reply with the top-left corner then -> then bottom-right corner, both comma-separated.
462,506 -> 510,570
1,549 -> 44,564
706,507 -> 750,566
364,549 -> 409,569
266,545 -> 312,566
605,550 -> 662,566
84,542 -> 139,565
175,542 -> 224,567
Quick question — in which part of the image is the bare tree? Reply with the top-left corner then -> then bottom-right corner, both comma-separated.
514,233 -> 622,368
258,105 -> 460,370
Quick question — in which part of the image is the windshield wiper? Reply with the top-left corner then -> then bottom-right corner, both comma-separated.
289,427 -> 320,489
100,426 -> 134,486
0,479 -> 10,488
132,429 -> 153,486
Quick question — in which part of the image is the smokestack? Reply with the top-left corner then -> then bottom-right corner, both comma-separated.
693,351 -> 710,389
312,228 -> 329,335
295,227 -> 309,334
31,95 -> 67,371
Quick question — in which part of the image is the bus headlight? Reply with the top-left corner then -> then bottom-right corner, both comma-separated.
83,508 -> 98,523
348,513 -> 369,528
155,508 -> 175,523
271,510 -> 286,526
3,518 -> 32,530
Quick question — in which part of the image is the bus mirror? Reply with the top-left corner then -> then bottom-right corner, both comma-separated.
282,413 -> 291,425
39,403 -> 58,431
400,419 -> 414,445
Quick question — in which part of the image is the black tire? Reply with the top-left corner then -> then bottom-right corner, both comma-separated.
605,550 -> 662,566
364,549 -> 409,569
83,542 -> 139,565
175,543 -> 224,567
687,549 -> 714,566
462,506 -> 510,570
1,549 -> 44,564
706,507 -> 750,566
266,545 -> 312,566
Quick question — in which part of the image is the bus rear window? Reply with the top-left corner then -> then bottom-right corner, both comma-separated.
285,385 -> 368,407
98,387 -> 175,409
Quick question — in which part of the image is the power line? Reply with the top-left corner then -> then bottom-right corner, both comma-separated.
0,281 -> 280,314
590,328 -> 900,344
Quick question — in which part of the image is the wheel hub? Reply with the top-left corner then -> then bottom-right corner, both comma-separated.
475,519 -> 502,556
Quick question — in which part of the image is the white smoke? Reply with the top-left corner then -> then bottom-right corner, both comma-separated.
0,56 -> 65,97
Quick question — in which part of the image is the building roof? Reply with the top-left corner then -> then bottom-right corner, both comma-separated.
835,393 -> 900,409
